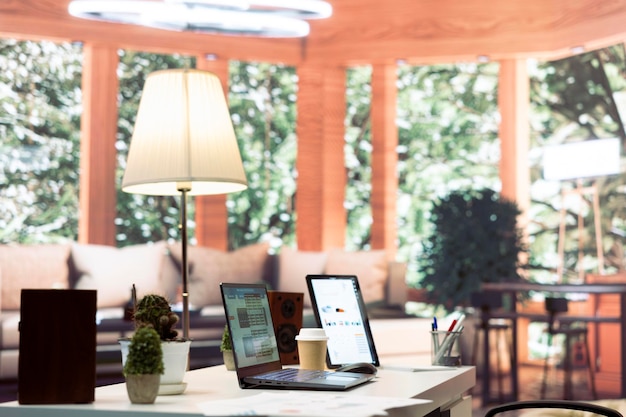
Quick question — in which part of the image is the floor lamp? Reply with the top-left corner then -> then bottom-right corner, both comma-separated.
122,69 -> 248,339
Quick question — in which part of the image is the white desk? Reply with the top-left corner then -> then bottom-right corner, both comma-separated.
0,363 -> 475,417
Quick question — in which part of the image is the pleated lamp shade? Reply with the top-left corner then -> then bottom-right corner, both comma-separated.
122,68 -> 247,196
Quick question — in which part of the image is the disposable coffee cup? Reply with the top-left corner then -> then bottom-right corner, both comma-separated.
296,328 -> 328,371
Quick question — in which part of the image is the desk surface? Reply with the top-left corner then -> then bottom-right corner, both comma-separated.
0,363 -> 475,417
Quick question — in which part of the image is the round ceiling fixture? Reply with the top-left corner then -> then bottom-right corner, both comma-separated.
68,0 -> 332,38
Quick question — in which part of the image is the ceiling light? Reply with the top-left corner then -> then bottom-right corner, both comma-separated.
170,0 -> 332,19
68,0 -> 332,38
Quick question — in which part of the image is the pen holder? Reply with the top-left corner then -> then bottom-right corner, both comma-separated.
431,330 -> 462,366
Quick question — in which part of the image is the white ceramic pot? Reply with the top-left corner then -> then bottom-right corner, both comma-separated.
120,339 -> 191,395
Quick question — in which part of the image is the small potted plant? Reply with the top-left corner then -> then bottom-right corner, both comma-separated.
120,293 -> 192,395
124,326 -> 164,404
220,324 -> 235,371
133,294 -> 181,340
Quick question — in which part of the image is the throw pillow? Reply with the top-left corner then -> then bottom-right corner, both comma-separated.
0,244 -> 71,310
170,243 -> 270,308
71,241 -> 167,308
277,247 -> 327,307
159,249 -> 181,303
325,249 -> 388,304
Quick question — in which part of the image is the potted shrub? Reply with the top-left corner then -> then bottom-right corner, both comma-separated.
120,293 -> 192,395
220,324 -> 235,371
124,326 -> 164,404
419,188 -> 527,312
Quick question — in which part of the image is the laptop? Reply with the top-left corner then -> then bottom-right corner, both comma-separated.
220,282 -> 376,390
306,275 -> 380,369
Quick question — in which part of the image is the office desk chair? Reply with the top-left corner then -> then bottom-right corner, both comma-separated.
540,297 -> 597,400
471,291 -> 515,403
485,400 -> 623,417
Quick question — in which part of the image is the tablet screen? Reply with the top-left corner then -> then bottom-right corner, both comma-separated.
306,275 -> 380,368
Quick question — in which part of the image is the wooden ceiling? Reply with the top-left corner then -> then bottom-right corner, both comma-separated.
3,0 -> 626,66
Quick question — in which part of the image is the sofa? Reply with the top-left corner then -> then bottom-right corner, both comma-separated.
0,241 -> 409,380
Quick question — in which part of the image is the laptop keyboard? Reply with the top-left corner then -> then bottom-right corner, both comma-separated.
259,368 -> 331,382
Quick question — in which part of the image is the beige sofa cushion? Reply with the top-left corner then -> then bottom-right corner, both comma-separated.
170,243 -> 270,308
159,249 -> 182,302
0,244 -> 71,310
278,247 -> 327,307
0,312 -> 20,349
325,249 -> 388,304
71,242 -> 168,308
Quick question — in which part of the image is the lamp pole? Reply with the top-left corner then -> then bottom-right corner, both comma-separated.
178,185 -> 191,340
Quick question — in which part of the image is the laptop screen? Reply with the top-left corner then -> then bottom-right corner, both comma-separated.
306,275 -> 380,368
220,283 -> 280,369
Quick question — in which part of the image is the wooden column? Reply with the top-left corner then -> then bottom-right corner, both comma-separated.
194,56 -> 229,250
498,59 -> 530,233
78,43 -> 119,245
296,64 -> 347,251
371,64 -> 398,258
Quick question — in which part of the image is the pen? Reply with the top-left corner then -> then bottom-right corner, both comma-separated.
447,319 -> 457,332
436,318 -> 456,357
432,317 -> 440,352
447,325 -> 465,356
452,314 -> 465,332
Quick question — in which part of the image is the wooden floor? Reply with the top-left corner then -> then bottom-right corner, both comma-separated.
472,363 -> 603,417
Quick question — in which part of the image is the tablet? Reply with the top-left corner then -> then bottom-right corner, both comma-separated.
306,274 -> 380,368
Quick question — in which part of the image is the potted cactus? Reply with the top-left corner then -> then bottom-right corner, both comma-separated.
120,293 -> 192,395
133,294 -> 181,340
220,324 -> 235,371
124,326 -> 163,404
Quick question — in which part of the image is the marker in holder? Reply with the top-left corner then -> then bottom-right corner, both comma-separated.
430,330 -> 462,366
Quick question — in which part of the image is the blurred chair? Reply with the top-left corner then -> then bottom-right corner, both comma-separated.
471,291 -> 515,403
485,400 -> 623,417
540,297 -> 597,400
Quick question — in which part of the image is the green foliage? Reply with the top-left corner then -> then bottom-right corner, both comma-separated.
0,39 -> 82,243
3,38 -> 626,287
220,324 -> 232,352
133,294 -> 180,340
123,327 -> 164,376
345,66 -> 374,250
419,189 -> 527,312
227,61 -> 297,250
350,63 -> 501,281
528,46 -> 626,281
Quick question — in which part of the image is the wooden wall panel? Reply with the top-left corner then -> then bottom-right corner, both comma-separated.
295,63 -> 346,251
498,59 -> 530,274
371,64 -> 398,258
4,0 -> 626,65
194,57 -> 229,250
78,43 -> 118,245
498,59 -> 530,214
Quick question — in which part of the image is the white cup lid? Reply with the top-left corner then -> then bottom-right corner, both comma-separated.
295,328 -> 328,341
